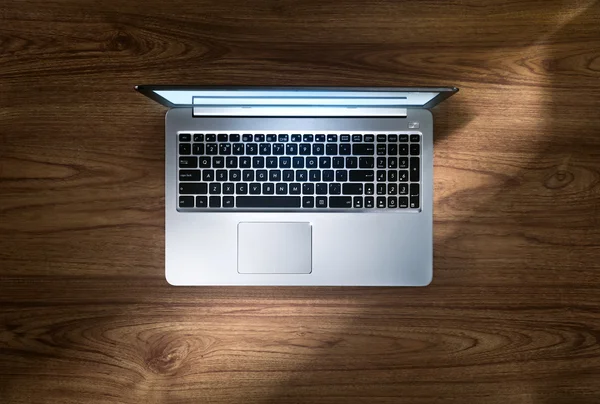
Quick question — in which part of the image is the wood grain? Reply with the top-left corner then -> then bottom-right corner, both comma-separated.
2,0 -> 600,403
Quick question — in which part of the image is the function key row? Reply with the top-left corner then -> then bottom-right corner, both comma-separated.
178,133 -> 420,143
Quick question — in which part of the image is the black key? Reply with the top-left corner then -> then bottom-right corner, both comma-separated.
313,143 -> 325,155
326,144 -> 338,155
267,134 -> 277,142
242,134 -> 253,142
269,170 -> 281,181
388,158 -> 397,169
246,143 -> 258,155
263,183 -> 274,194
343,183 -> 363,195
388,134 -> 397,142
377,170 -> 386,181
249,183 -> 261,194
327,134 -> 337,142
410,195 -> 419,208
349,170 -> 374,182
179,143 -> 191,155
236,196 -> 301,208
399,144 -> 409,155
229,170 -> 242,183
352,144 -> 374,155
218,134 -> 228,142
365,184 -> 374,195
336,170 -> 348,182
364,134 -> 374,142
237,183 -> 248,194
179,157 -> 197,168
280,157 -> 291,168
388,197 -> 397,208
299,144 -> 311,155
179,133 -> 191,142
206,143 -> 218,155
306,157 -> 317,169
283,170 -> 294,182
410,134 -> 421,142
340,135 -> 350,142
377,157 -> 386,168
354,197 -> 363,208
333,157 -> 344,168
286,143 -> 298,155
346,157 -> 358,168
256,170 -> 268,181
223,196 -> 234,208
377,184 -> 386,195
399,183 -> 408,195
399,157 -> 409,169
399,196 -> 409,208
296,170 -> 307,182
196,196 -> 207,208
254,134 -> 265,142
193,134 -> 204,142
206,134 -> 216,142
352,134 -> 362,142
303,134 -> 313,142
330,196 -> 352,208
377,144 -> 386,155
316,183 -> 328,195
293,157 -> 304,168
253,156 -> 265,168
276,183 -> 288,194
202,169 -> 214,181
365,197 -> 374,208
209,196 -> 221,208
233,143 -> 244,155
179,196 -> 194,207
230,134 -> 240,142
316,196 -> 328,208
216,170 -> 227,181
377,134 -> 386,142
359,157 -> 374,168
303,183 -> 314,195
388,170 -> 397,182
192,144 -> 205,155
243,170 -> 254,181
291,134 -> 302,142
388,183 -> 397,195
309,170 -> 321,182
260,143 -> 271,155
329,183 -> 341,195
278,134 -> 289,142
410,183 -> 420,197
399,170 -> 409,182
377,197 -> 386,208
266,157 -> 278,168
226,157 -> 238,168
209,183 -> 221,194
223,183 -> 234,194
323,170 -> 334,182
239,157 -> 251,168
315,134 -> 325,142
290,183 -> 301,194
410,144 -> 420,155
388,144 -> 398,155
399,134 -> 409,142
302,196 -> 314,208
339,144 -> 351,155
179,170 -> 200,181
213,156 -> 225,168
273,144 -> 285,155
319,157 -> 331,168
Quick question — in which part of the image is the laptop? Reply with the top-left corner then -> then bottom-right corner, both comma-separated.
136,86 -> 458,286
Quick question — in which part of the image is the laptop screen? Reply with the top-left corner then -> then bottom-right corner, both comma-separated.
136,86 -> 457,109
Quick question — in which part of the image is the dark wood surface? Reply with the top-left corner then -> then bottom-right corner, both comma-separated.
2,1 -> 600,403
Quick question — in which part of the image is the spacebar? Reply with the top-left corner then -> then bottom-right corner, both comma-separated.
236,196 -> 301,208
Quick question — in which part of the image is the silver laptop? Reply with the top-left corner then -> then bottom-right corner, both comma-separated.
136,86 -> 457,286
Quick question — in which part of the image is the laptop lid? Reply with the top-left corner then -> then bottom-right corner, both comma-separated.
135,86 -> 458,117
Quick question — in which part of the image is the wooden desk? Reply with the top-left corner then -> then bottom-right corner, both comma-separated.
1,1 -> 600,403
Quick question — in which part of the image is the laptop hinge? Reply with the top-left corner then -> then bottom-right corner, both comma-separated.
192,106 -> 408,117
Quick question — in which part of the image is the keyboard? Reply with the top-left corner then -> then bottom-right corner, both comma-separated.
177,132 -> 421,210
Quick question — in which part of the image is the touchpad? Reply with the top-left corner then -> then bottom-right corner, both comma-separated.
238,222 -> 312,274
